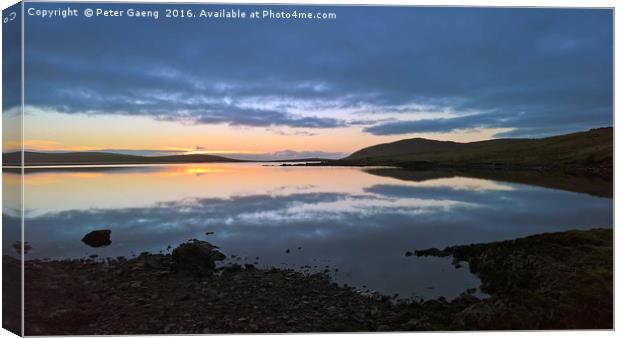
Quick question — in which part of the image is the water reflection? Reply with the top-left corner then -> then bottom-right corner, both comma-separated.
365,167 -> 613,198
15,164 -> 613,300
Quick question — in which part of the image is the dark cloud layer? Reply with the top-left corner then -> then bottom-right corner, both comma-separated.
24,4 -> 612,136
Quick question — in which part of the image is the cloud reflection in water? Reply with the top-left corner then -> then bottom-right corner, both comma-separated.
13,164 -> 613,300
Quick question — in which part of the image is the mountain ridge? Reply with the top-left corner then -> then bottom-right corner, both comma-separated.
3,151 -> 245,166
341,127 -> 612,170
2,151 -> 334,166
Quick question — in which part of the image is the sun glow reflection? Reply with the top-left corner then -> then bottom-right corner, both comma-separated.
155,166 -> 230,176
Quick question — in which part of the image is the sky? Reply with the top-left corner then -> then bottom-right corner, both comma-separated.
13,4 -> 613,159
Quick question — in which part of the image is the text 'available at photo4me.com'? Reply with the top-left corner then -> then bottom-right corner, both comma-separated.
26,5 -> 338,21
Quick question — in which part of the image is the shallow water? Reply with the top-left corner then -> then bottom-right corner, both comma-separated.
3,163 -> 613,300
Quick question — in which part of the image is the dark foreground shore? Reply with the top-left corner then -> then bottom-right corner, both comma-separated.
13,228 -> 612,334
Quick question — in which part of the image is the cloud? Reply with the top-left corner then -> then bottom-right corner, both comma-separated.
190,106 -> 345,128
224,149 -> 346,161
364,115 -> 491,135
365,95 -> 613,137
23,4 -> 612,137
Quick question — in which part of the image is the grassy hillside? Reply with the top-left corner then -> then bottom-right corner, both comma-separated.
342,127 -> 612,170
3,151 -> 244,166
347,138 -> 462,159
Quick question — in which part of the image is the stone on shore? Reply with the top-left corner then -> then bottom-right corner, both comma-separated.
171,240 -> 226,276
81,230 -> 112,248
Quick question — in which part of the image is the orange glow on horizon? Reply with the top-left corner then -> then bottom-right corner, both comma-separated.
22,111 -> 514,155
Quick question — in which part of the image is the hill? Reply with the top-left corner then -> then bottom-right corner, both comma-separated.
3,151 -> 244,166
347,138 -> 462,160
342,127 -> 612,171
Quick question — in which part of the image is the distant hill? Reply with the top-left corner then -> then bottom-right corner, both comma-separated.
342,127 -> 612,170
3,151 -> 245,166
265,158 -> 328,163
347,138 -> 462,160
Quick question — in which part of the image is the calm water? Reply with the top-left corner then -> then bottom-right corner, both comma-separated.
3,163 -> 613,300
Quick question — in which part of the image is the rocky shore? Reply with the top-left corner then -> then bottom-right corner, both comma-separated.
415,228 -> 613,329
16,228 -> 612,334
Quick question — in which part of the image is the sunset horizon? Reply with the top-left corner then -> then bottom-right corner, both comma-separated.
9,124 -> 611,162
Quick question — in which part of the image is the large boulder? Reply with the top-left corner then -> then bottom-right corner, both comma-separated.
81,230 -> 112,248
171,240 -> 225,276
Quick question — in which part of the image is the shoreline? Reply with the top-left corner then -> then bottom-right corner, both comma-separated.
278,160 -> 613,177
12,228 -> 613,334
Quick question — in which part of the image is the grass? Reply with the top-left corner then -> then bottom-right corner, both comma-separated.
341,127 -> 612,171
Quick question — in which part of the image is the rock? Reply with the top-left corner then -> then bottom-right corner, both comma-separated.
452,302 -> 497,329
171,240 -> 226,276
405,251 -> 413,257
402,318 -> 432,330
13,241 -> 32,254
47,309 -> 79,321
163,323 -> 177,333
177,294 -> 191,301
222,264 -> 243,274
88,293 -> 101,303
81,230 -> 112,248
414,248 -> 445,257
452,293 -> 480,308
